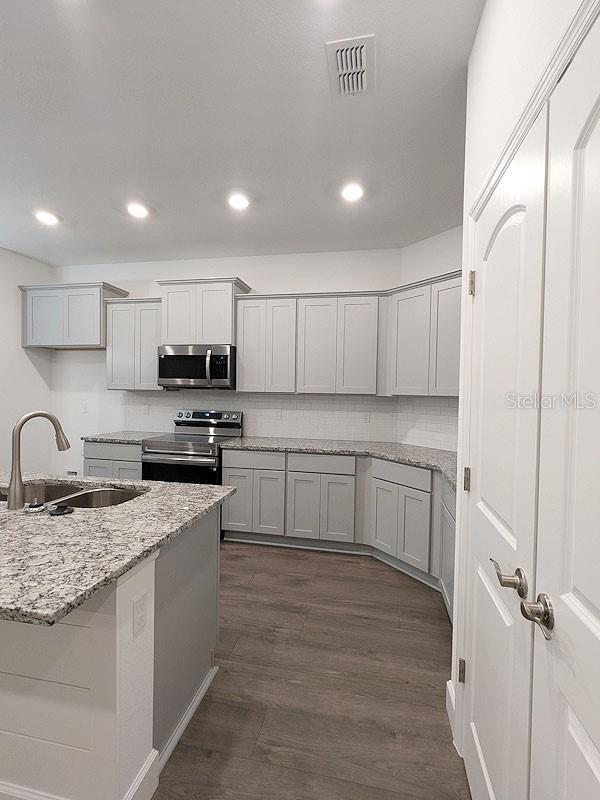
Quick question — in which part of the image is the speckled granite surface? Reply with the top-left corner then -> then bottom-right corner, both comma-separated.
82,431 -> 165,445
221,437 -> 458,490
0,474 -> 234,626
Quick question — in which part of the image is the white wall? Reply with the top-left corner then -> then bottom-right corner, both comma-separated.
464,0 -> 582,208
48,228 -> 461,474
0,248 -> 54,472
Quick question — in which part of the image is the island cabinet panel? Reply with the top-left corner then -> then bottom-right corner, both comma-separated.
396,485 -> 431,571
429,276 -> 462,396
335,296 -> 378,394
252,469 -> 286,535
286,471 -> 321,538
296,297 -> 338,393
221,467 -> 254,531
319,474 -> 355,542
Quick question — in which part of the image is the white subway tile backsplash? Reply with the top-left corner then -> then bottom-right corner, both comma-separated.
124,391 -> 458,451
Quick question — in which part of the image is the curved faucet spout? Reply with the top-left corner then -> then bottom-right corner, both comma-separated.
7,411 -> 71,510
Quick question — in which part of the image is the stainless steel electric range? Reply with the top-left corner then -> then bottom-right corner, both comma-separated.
141,409 -> 242,484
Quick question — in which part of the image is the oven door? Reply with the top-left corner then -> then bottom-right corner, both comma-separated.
141,453 -> 221,484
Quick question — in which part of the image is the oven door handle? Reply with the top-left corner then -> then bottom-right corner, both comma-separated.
141,453 -> 218,466
206,347 -> 212,386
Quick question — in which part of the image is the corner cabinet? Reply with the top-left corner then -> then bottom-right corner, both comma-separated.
106,299 -> 162,391
20,282 -> 128,349
157,278 -> 251,345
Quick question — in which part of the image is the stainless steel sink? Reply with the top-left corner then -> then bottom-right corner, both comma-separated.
0,483 -> 82,505
50,487 -> 145,508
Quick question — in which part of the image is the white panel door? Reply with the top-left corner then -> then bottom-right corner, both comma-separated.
371,477 -> 398,556
221,467 -> 253,531
161,285 -> 196,344
198,283 -> 233,344
84,458 -> 114,478
106,304 -> 136,389
319,474 -> 355,543
396,485 -> 430,572
335,296 -> 378,394
429,277 -> 461,396
252,470 -> 285,536
135,303 -> 161,390
296,298 -> 337,393
530,26 -> 600,800
236,299 -> 266,392
390,285 -> 431,395
265,298 -> 296,393
64,287 -> 101,346
27,289 -> 64,346
462,111 -> 547,800
286,472 -> 321,538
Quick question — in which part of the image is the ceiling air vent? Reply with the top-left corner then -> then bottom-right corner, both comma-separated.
326,35 -> 375,97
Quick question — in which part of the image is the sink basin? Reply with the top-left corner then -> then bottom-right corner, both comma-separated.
51,487 -> 145,508
0,483 -> 82,505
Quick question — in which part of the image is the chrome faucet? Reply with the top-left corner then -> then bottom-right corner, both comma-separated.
7,412 -> 71,510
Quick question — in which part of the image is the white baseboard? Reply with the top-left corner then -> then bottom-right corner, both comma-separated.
0,781 -> 69,800
158,666 -> 219,774
123,749 -> 159,800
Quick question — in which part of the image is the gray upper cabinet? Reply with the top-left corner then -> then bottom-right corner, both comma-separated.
106,299 -> 161,391
236,297 -> 297,393
389,285 -> 432,395
21,283 -> 128,349
296,297 -> 338,393
158,278 -> 251,345
429,276 -> 462,396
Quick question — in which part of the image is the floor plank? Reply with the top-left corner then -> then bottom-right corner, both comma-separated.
153,542 -> 469,799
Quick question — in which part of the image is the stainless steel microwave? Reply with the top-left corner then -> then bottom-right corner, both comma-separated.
157,344 -> 236,389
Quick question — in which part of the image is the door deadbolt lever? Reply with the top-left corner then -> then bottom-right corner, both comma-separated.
490,558 -> 529,598
520,594 -> 554,640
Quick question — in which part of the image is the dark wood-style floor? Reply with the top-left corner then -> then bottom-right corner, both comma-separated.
153,542 -> 470,799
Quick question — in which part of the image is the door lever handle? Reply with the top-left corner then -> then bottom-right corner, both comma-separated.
490,558 -> 529,598
520,594 -> 554,640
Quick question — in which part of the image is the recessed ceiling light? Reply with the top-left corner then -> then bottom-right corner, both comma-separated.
127,201 -> 151,219
228,192 -> 250,211
34,209 -> 61,226
341,182 -> 364,203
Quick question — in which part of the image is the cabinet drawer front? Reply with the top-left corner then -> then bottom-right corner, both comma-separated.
287,453 -> 355,475
83,442 -> 142,462
442,478 -> 456,519
222,450 -> 285,470
371,458 -> 431,492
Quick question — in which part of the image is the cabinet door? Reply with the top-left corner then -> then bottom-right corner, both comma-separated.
252,470 -> 285,536
84,458 -> 114,478
221,467 -> 253,531
113,461 -> 142,480
439,502 -> 455,618
286,472 -> 321,538
371,478 -> 398,556
319,474 -> 355,542
106,304 -> 136,389
429,277 -> 461,396
198,283 -> 234,344
336,296 -> 378,394
26,289 -> 64,346
390,285 -> 431,395
236,299 -> 266,392
296,298 -> 337,393
265,298 -> 296,393
161,285 -> 196,344
64,287 -> 101,346
136,303 -> 161,390
396,485 -> 431,571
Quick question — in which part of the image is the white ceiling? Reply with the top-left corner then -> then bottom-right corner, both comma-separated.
1,1 -> 483,266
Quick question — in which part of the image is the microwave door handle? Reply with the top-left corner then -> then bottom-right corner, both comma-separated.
206,348 -> 212,386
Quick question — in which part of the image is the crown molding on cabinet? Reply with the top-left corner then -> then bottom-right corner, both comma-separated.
19,281 -> 128,296
469,0 -> 600,222
155,277 -> 251,294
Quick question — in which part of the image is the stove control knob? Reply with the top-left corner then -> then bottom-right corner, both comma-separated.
232,413 -> 238,420
185,411 -> 192,419
224,414 -> 230,419
177,411 -> 183,418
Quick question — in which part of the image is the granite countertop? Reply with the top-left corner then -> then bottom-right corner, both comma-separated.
221,436 -> 458,490
0,474 -> 234,626
82,431 -> 165,445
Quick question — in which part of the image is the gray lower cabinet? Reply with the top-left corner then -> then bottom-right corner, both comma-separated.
222,466 -> 285,536
371,474 -> 431,572
439,479 -> 456,618
286,471 -> 355,542
84,458 -> 142,480
372,478 -> 398,556
286,472 -> 321,538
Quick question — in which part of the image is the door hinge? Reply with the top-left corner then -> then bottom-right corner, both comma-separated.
468,270 -> 476,296
463,466 -> 471,492
458,658 -> 466,684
